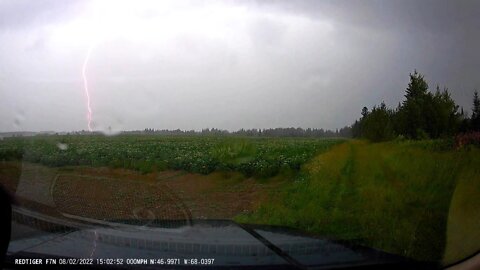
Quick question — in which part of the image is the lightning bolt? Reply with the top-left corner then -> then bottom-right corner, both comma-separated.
82,45 -> 94,132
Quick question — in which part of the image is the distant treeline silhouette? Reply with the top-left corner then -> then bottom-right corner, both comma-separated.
120,126 -> 352,138
351,70 -> 480,142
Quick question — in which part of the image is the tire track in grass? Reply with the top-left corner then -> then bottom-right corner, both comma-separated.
324,143 -> 360,239
326,144 -> 355,211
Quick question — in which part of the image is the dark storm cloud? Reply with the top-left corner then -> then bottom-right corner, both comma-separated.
0,0 -> 479,132
257,0 -> 480,100
257,0 -> 479,33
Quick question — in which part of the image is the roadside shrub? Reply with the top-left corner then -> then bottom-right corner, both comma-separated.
455,131 -> 480,149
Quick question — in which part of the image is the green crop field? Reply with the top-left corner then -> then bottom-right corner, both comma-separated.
0,135 -> 343,177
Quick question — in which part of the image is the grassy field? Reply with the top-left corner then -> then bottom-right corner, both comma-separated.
1,135 -> 478,263
236,140 -> 480,263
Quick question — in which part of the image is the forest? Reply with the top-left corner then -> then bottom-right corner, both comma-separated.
351,70 -> 480,144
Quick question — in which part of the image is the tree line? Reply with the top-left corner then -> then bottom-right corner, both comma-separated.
351,70 -> 480,142
121,126 -> 352,138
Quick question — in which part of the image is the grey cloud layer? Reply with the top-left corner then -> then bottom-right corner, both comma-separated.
1,0 -> 479,132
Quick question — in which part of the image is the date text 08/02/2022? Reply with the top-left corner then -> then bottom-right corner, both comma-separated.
14,258 -> 216,266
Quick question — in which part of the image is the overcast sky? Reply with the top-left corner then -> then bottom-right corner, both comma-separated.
1,0 -> 479,133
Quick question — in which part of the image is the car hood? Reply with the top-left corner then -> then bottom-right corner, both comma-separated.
6,206 -> 433,269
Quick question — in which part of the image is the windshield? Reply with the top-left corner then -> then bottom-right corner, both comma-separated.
1,0 -> 479,269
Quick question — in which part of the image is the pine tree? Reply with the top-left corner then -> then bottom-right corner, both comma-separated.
472,90 -> 480,131
400,70 -> 429,138
404,70 -> 429,101
361,107 -> 369,118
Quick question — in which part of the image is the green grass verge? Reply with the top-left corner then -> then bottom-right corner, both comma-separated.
236,140 -> 480,262
443,150 -> 480,266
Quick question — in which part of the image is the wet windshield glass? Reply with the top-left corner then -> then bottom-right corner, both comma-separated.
1,0 -> 479,269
